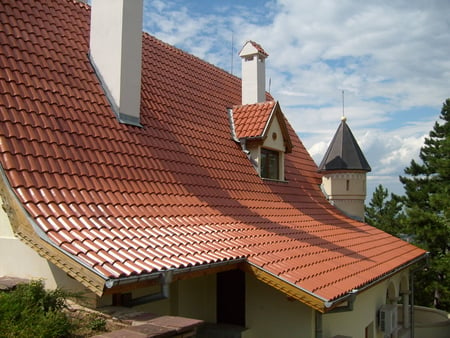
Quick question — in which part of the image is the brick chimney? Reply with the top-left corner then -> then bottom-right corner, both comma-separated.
89,0 -> 143,126
239,41 -> 268,105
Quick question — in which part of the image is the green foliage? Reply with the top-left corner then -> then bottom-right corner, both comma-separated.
365,184 -> 405,236
0,280 -> 74,338
86,314 -> 107,332
400,98 -> 450,311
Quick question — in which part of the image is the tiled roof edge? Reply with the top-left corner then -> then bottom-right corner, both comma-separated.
245,261 -> 328,313
260,101 -> 277,138
324,251 -> 429,311
0,164 -> 107,294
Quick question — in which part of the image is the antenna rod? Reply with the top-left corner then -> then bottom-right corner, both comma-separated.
231,31 -> 234,75
342,90 -> 345,118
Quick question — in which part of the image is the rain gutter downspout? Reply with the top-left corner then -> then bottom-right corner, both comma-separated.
410,252 -> 430,338
104,258 -> 247,307
122,270 -> 173,307
315,311 -> 323,338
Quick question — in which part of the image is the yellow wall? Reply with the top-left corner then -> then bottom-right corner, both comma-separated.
245,274 -> 315,338
323,271 -> 409,338
0,195 -> 90,297
123,272 -> 315,337
97,269 -> 412,338
263,117 -> 286,152
322,173 -> 367,198
120,274 -> 216,322
176,274 -> 217,322
322,172 -> 367,220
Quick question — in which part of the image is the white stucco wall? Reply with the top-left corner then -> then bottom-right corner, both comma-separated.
246,116 -> 287,181
90,0 -> 143,123
240,42 -> 266,105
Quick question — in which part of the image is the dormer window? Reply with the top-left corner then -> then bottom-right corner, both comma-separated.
229,101 -> 293,182
261,148 -> 280,180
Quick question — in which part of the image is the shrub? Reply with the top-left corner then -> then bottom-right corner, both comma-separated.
0,280 -> 74,338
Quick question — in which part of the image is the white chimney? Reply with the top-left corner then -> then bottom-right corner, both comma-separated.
89,0 -> 143,126
239,41 -> 268,105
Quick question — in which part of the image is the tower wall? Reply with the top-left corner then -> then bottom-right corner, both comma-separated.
322,172 -> 367,221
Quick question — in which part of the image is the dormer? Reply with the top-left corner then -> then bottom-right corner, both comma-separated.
231,101 -> 293,181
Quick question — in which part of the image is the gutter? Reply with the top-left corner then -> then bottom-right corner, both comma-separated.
105,258 -> 247,307
104,257 -> 246,289
122,270 -> 173,307
324,252 -> 429,312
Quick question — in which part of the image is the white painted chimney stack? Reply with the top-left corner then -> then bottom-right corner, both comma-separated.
90,0 -> 143,126
239,41 -> 268,105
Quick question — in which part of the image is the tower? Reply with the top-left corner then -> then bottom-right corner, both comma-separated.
318,116 -> 371,221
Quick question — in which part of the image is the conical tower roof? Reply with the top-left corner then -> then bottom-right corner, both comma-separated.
318,117 -> 371,172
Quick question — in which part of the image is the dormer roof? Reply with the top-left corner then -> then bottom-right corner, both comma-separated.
318,118 -> 371,172
232,101 -> 293,152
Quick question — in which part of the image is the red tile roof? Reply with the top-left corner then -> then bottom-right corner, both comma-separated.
233,101 -> 276,139
0,0 -> 426,307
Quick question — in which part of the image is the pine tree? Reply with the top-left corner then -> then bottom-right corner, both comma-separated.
400,98 -> 450,310
365,185 -> 404,236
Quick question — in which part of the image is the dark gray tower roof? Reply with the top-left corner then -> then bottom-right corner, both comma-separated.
318,117 -> 371,172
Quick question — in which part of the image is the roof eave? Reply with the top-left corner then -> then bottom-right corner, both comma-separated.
244,261 -> 328,313
245,250 -> 428,313
0,165 -> 107,296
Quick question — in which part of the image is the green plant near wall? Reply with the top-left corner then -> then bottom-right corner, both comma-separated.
0,280 -> 75,338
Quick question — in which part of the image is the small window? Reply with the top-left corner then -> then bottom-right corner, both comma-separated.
261,148 -> 279,180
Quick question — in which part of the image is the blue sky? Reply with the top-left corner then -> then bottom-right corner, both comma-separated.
115,0 -> 450,199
